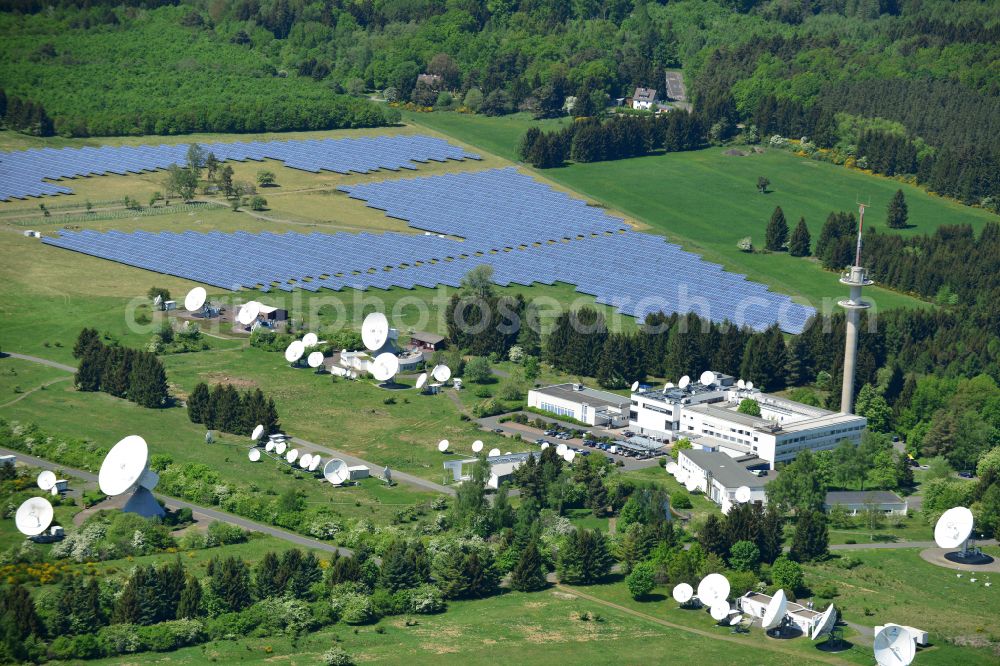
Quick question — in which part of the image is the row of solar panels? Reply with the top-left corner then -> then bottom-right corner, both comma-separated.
0,135 -> 480,201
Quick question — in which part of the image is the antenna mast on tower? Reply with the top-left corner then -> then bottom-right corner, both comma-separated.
837,197 -> 874,415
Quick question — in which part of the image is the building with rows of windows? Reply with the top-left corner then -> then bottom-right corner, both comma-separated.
527,383 -> 630,427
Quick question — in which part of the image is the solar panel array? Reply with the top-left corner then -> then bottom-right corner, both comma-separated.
0,135 -> 479,201
42,167 -> 815,332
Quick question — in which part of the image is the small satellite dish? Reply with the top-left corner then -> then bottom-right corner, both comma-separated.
251,424 -> 264,441
265,441 -> 275,452
675,468 -> 689,484
735,486 -> 752,503
307,351 -> 324,368
371,353 -> 400,382
737,379 -> 746,389
487,448 -> 501,457
438,439 -> 450,453
630,380 -> 639,391
556,443 -> 568,456
700,371 -> 716,386
729,615 -> 743,627
286,449 -> 299,464
697,573 -> 731,607
14,497 -> 54,536
37,470 -> 57,491
285,340 -> 305,363
323,458 -> 349,485
710,602 -> 730,622
874,624 -> 915,666
540,442 -> 549,450
99,435 -> 149,497
237,301 -> 261,325
302,332 -> 318,348
248,448 -> 261,462
679,375 -> 691,389
299,454 -> 312,469
746,381 -> 754,390
811,604 -> 837,641
672,583 -> 693,604
665,461 -> 678,474
184,287 -> 207,312
361,312 -> 389,351
472,440 -> 484,453
275,441 -> 287,455
564,450 -> 576,463
309,455 -> 321,471
432,364 -> 452,383
762,588 -> 788,631
416,373 -> 428,389
685,477 -> 699,492
50,486 -> 60,497
934,506 -> 974,549
665,382 -> 674,389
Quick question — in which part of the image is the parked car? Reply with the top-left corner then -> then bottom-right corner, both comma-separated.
493,428 -> 504,433
959,470 -> 974,478
534,438 -> 545,445
623,431 -> 635,438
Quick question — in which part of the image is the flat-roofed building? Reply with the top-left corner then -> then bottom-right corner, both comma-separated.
528,383 -> 630,427
678,449 -> 767,514
824,490 -> 908,516
738,591 -> 821,635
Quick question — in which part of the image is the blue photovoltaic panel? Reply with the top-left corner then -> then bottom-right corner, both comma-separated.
41,168 -> 815,333
0,135 -> 479,202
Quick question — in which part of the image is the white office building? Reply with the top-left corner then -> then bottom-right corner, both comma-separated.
528,383 -> 630,427
630,372 -> 866,468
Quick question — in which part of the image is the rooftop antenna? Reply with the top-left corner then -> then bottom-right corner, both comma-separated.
838,198 -> 874,415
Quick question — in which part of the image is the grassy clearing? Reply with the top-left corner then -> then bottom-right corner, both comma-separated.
0,357 -> 71,403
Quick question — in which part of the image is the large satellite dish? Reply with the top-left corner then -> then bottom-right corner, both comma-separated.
361,312 -> 389,351
697,573 -> 730,607
248,448 -> 261,462
678,375 -> 691,389
762,588 -> 788,631
630,381 -> 639,391
307,351 -> 325,368
432,364 -> 452,382
308,455 -> 321,472
735,486 -> 752,503
540,442 -> 549,450
285,340 -> 305,363
265,441 -> 275,452
710,602 -> 730,622
556,443 -> 568,456
685,477 -> 699,492
184,287 -> 207,312
675,468 -> 689,484
737,379 -> 746,389
15,497 -> 54,536
874,624 -> 915,666
371,353 -> 400,382
299,453 -> 313,469
99,435 -> 149,497
472,440 -> 484,453
416,373 -> 428,389
665,461 -> 678,474
487,448 -> 501,457
811,604 -> 837,641
323,458 -> 349,485
729,615 -> 743,627
564,449 -> 576,463
37,470 -> 57,491
237,301 -> 260,325
438,439 -> 450,453
286,449 -> 299,464
672,583 -> 693,604
302,332 -> 318,348
251,424 -> 264,440
700,371 -> 716,386
275,441 -> 287,455
934,506 -> 974,549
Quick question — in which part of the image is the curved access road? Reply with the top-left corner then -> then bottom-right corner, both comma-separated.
2,352 -> 76,374
0,446 -> 352,556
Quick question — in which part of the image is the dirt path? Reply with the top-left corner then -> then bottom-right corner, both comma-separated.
0,376 -> 71,408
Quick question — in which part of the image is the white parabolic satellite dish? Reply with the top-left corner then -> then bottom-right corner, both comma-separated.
710,602 -> 730,622
934,506 -> 974,549
15,497 -> 54,536
556,443 -> 568,456
685,477 -> 699,492
237,301 -> 260,325
286,449 -> 299,464
700,370 -> 716,386
697,573 -> 731,607
472,440 -> 484,453
302,332 -> 318,348
675,468 -> 689,484
432,364 -> 452,383
265,441 -> 275,452
361,312 -> 389,351
762,588 -> 789,631
735,485 -> 752,503
299,453 -> 313,469
438,439 -> 450,452
324,458 -> 349,485
248,448 -> 261,462
679,375 -> 691,389
416,373 -> 428,389
99,435 -> 149,496
251,424 -> 265,440
564,449 -> 576,463
487,448 -> 501,458
672,583 -> 693,604
36,470 -> 57,491
737,379 -> 746,389
184,287 -> 207,312
307,351 -> 325,368
275,441 -> 287,455
630,381 -> 640,391
874,624 -> 916,666
746,381 -> 754,390
371,353 -> 400,382
811,604 -> 837,641
309,455 -> 321,472
284,340 -> 305,363
665,461 -> 678,474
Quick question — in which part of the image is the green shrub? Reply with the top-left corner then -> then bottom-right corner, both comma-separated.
409,584 -> 446,614
670,490 -> 692,509
332,592 -> 375,625
323,646 -> 355,666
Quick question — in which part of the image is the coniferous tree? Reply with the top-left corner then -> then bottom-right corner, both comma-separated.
114,565 -> 157,625
187,382 -> 210,423
129,352 -> 169,408
254,551 -> 282,599
463,551 -> 500,598
510,538 -> 547,591
0,584 -> 44,642
788,217 -> 811,256
177,575 -> 203,619
758,504 -> 785,564
434,549 -> 469,599
712,323 -> 747,377
74,351 -> 103,392
381,540 -> 419,592
209,556 -> 253,613
586,474 -> 609,518
698,513 -> 729,558
155,558 -> 186,622
790,510 -> 829,562
73,327 -> 101,359
103,346 -> 133,398
491,484 -> 516,531
886,189 -> 908,229
765,206 -> 789,251
557,528 -> 613,584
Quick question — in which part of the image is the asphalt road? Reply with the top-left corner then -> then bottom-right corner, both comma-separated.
3,352 -> 76,373
1,446 -> 352,556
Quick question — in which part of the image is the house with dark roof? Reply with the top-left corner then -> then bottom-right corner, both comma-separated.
631,87 -> 658,110
407,331 -> 446,352
677,449 -> 767,514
